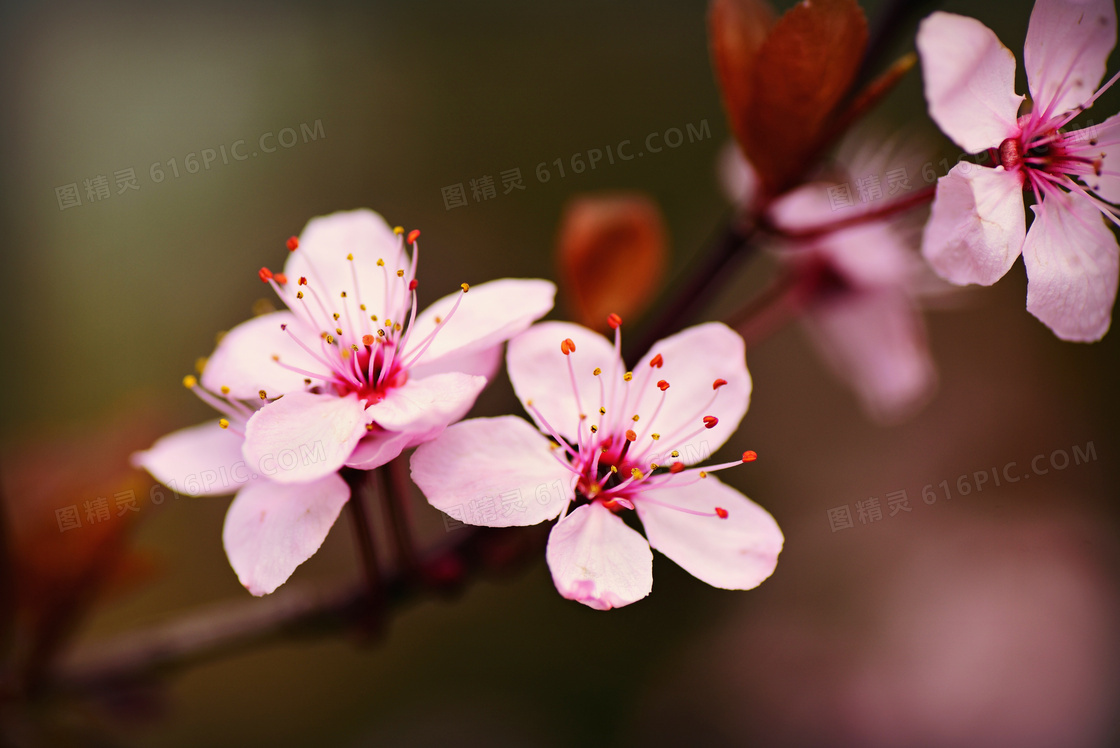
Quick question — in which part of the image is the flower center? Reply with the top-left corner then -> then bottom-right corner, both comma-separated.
530,314 -> 756,521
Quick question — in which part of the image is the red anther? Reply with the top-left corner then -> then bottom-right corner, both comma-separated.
742,450 -> 757,462
274,273 -> 288,285
713,378 -> 728,390
362,334 -> 375,346
258,267 -> 273,283
286,236 -> 299,251
407,229 -> 421,244
607,313 -> 622,329
669,462 -> 685,474
649,353 -> 663,368
703,415 -> 718,429
298,276 -> 308,286
657,380 -> 670,391
625,429 -> 637,442
715,507 -> 729,519
560,338 -> 576,355
408,279 -> 418,291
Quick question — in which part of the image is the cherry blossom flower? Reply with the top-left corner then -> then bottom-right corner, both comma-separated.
917,0 -> 1120,341
411,316 -> 782,610
133,209 -> 555,594
721,142 -> 944,422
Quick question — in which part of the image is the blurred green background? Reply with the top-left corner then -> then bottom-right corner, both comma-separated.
2,0 -> 1119,746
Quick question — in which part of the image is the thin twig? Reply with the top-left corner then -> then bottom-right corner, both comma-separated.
343,468 -> 380,600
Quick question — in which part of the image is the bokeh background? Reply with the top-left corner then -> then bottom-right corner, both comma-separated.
2,0 -> 1119,746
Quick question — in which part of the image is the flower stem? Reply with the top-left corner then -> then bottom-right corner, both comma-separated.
382,458 -> 418,578
766,184 -> 936,242
342,468 -> 380,602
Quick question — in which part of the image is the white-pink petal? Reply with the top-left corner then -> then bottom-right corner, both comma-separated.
805,289 -> 938,423
630,323 -> 751,463
922,164 -> 1027,286
242,391 -> 368,484
365,372 -> 487,433
201,312 -> 330,401
407,278 -> 556,368
131,420 -> 251,497
1024,0 -> 1117,117
506,321 -> 619,444
410,416 -> 575,527
222,472 -> 350,596
546,502 -> 653,610
1022,192 -> 1120,341
636,476 -> 782,591
917,12 -> 1024,153
282,209 -> 405,322
344,427 -> 424,471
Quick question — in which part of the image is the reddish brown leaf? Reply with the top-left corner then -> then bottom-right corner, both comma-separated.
709,0 -> 776,158
744,0 -> 868,193
556,193 -> 668,332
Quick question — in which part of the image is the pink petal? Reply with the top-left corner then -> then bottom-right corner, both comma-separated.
408,342 -> 502,382
242,391 -> 368,484
917,12 -> 1023,153
201,312 -> 330,401
282,209 -> 405,322
818,222 -> 923,289
344,425 -> 444,471
131,420 -> 251,496
636,476 -> 782,591
1022,192 -> 1120,341
410,416 -> 575,527
922,164 -> 1026,286
1025,0 -> 1117,117
1082,111 -> 1120,203
222,472 -> 349,596
806,289 -> 938,423
545,502 -> 653,610
365,372 -> 487,433
630,323 -> 751,463
406,279 -> 556,368
506,321 -> 619,444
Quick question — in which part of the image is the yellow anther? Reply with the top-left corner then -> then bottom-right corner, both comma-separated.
579,413 -> 587,420
332,313 -> 340,320
461,283 -> 470,292
599,407 -> 606,415
631,468 -> 643,480
335,328 -> 343,335
359,304 -> 366,311
340,291 -> 347,298
325,334 -> 335,344
384,319 -> 392,327
610,465 -> 618,473
593,367 -> 602,376
393,226 -> 404,235
182,375 -> 198,388
590,425 -> 598,433
351,344 -> 359,351
320,331 -> 328,339
271,354 -> 279,362
366,423 -> 376,431
377,258 -> 385,266
651,433 -> 660,440
435,316 -> 443,324
527,399 -> 534,407
623,372 -> 633,381
259,389 -> 268,400
194,357 -> 208,374
296,291 -> 304,299
650,463 -> 659,470
220,386 -> 230,395
377,329 -> 385,337
671,450 -> 679,457
341,349 -> 351,359
393,323 -> 402,332
632,414 -> 640,422
218,418 -> 230,429
396,269 -> 404,277
347,253 -> 354,260
699,471 -> 708,478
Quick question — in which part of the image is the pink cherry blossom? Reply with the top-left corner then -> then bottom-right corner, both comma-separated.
133,208 -> 555,595
721,142 -> 944,423
917,0 -> 1120,341
410,317 -> 783,610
